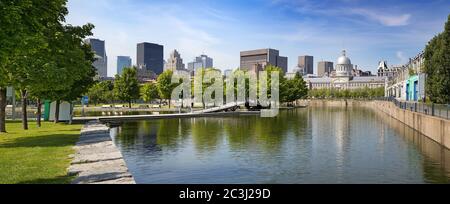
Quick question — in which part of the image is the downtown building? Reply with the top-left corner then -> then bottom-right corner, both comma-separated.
317,61 -> 334,77
298,55 -> 314,75
304,50 -> 385,90
137,42 -> 164,76
85,38 -> 108,78
165,49 -> 185,71
117,56 -> 132,75
385,52 -> 426,101
240,48 -> 288,74
187,54 -> 213,72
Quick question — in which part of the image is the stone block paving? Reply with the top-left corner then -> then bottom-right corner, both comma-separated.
68,121 -> 135,184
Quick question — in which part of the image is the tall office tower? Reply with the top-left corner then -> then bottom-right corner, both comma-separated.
165,49 -> 185,71
240,48 -> 288,74
223,69 -> 231,76
187,62 -> 204,72
187,54 -> 214,72
317,61 -> 334,77
85,38 -> 108,78
299,55 -> 314,75
196,54 -> 213,69
137,42 -> 164,75
117,56 -> 132,75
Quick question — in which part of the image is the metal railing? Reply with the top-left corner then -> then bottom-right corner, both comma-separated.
384,97 -> 450,120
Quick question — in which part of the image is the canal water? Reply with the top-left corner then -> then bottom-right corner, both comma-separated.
110,106 -> 450,184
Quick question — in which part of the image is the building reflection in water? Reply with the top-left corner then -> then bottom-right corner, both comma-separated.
110,105 -> 449,184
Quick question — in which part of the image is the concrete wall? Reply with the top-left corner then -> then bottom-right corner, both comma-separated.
307,99 -> 450,149
371,101 -> 450,149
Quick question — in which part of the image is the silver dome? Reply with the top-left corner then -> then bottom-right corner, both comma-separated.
337,50 -> 351,65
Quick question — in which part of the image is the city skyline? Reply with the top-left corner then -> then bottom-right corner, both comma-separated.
67,0 -> 450,77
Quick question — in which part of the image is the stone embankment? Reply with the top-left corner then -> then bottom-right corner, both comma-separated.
68,121 -> 135,184
372,101 -> 450,149
308,99 -> 450,149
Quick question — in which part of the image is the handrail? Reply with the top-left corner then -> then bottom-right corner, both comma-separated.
382,97 -> 449,120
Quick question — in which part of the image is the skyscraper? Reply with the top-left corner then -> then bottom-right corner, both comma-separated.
318,61 -> 334,77
117,56 -> 132,75
299,55 -> 314,75
137,42 -> 164,75
240,48 -> 288,74
196,54 -> 213,69
187,54 -> 213,72
165,49 -> 185,71
85,38 -> 108,78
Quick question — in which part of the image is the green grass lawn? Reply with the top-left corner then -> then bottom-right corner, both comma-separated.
0,121 -> 82,184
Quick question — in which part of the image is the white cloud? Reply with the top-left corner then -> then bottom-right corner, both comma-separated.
66,0 -> 236,76
350,9 -> 411,26
65,0 -> 442,75
396,51 -> 407,64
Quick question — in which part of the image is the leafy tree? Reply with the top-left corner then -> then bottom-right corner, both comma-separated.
0,0 -> 35,132
307,87 -> 384,99
192,68 -> 222,108
0,0 -> 91,129
34,23 -> 95,124
87,81 -> 115,106
157,70 -> 181,108
114,67 -> 140,108
87,82 -> 104,106
263,65 -> 285,98
282,72 -> 308,104
424,14 -> 450,104
141,82 -> 160,103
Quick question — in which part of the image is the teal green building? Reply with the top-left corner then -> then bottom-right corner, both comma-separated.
406,75 -> 419,101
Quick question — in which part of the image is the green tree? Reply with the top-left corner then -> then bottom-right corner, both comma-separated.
0,0 -> 66,131
284,72 -> 308,104
141,82 -> 160,103
37,23 -> 96,124
192,68 -> 222,108
424,15 -> 450,104
87,81 -> 114,106
0,0 -> 94,129
114,67 -> 140,108
157,70 -> 181,108
102,80 -> 116,105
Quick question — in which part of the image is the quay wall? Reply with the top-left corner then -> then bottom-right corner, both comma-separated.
308,99 -> 450,149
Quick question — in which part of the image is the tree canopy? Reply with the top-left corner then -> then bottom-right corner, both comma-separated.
87,80 -> 114,105
0,0 -> 96,131
114,67 -> 140,108
282,72 -> 308,103
141,82 -> 160,103
423,14 -> 450,104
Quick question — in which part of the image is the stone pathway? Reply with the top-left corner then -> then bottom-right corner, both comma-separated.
68,121 -> 135,184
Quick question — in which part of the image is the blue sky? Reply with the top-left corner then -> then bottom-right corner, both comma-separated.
66,0 -> 449,77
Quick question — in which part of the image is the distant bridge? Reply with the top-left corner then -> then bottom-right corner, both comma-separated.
192,101 -> 246,114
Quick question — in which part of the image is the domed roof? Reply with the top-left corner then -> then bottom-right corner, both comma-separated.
337,50 -> 351,65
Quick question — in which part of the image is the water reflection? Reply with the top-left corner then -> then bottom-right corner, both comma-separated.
372,110 -> 450,183
111,106 -> 450,184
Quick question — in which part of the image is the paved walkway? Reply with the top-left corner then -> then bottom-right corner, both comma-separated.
68,121 -> 135,184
